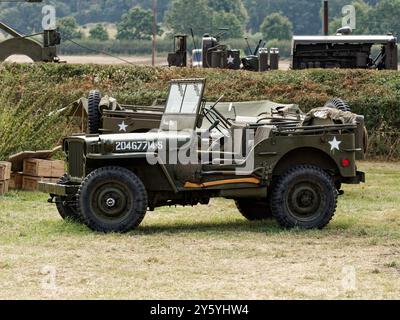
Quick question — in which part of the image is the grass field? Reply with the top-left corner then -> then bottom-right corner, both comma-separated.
0,161 -> 399,300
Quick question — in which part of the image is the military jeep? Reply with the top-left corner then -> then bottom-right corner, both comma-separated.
40,79 -> 366,233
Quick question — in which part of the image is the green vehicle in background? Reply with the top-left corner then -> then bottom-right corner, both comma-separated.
39,79 -> 367,233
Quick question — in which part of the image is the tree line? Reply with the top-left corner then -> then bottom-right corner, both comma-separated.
0,0 -> 399,43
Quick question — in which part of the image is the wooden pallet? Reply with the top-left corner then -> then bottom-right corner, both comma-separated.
0,161 -> 11,181
22,176 -> 59,192
23,159 -> 64,178
9,172 -> 23,190
0,180 -> 9,195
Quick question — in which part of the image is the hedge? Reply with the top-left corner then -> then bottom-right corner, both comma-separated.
0,63 -> 399,160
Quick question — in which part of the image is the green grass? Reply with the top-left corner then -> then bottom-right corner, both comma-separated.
0,161 -> 399,299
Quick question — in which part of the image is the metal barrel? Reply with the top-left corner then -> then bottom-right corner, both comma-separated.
259,48 -> 269,72
211,50 -> 222,68
226,49 -> 241,69
270,48 -> 280,70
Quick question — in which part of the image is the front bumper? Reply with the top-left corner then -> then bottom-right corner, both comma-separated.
38,182 -> 79,197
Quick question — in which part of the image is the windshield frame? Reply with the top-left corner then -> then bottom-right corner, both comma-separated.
160,79 -> 206,131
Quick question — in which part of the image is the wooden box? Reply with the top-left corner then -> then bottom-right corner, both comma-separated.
0,161 -> 12,181
9,172 -> 23,190
22,176 -> 59,192
0,180 -> 9,195
23,159 -> 64,178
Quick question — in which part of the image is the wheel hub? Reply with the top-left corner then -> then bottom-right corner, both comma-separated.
90,183 -> 130,221
287,182 -> 322,220
106,197 -> 116,208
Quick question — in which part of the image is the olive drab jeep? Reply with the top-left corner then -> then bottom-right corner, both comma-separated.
39,79 -> 366,233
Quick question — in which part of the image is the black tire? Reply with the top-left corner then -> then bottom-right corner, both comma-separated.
77,166 -> 148,233
270,165 -> 337,229
235,199 -> 273,221
88,90 -> 102,134
54,174 -> 82,222
324,98 -> 352,112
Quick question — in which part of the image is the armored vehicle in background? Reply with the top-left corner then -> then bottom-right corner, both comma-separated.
40,79 -> 366,233
292,34 -> 398,70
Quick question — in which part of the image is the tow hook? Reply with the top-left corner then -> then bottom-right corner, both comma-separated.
338,190 -> 345,196
47,195 -> 55,204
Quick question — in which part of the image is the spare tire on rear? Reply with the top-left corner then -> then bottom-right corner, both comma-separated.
88,90 -> 102,134
324,98 -> 351,113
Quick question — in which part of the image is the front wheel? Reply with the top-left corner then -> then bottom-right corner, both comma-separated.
77,166 -> 148,233
270,165 -> 337,229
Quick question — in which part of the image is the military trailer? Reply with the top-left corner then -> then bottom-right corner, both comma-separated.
40,79 -> 366,233
292,34 -> 398,70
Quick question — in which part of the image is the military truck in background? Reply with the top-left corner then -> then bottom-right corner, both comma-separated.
40,79 -> 367,234
292,34 -> 398,70
292,0 -> 398,70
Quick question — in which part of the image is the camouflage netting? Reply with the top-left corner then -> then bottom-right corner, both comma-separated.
0,64 -> 399,160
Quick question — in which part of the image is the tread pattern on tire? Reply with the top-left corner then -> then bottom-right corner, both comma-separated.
270,165 -> 337,230
77,166 -> 148,233
88,90 -> 102,134
324,97 -> 352,112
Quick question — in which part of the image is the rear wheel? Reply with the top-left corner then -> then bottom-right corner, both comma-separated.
324,98 -> 351,112
235,199 -> 273,221
77,166 -> 148,233
88,90 -> 102,134
270,165 -> 337,229
54,174 -> 82,222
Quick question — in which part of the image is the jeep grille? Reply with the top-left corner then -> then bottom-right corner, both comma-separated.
67,141 -> 85,179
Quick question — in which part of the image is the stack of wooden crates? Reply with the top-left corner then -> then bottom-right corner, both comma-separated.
10,159 -> 64,191
0,161 -> 12,195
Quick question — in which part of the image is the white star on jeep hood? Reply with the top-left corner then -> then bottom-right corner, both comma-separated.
227,55 -> 235,64
329,137 -> 342,152
118,121 -> 128,132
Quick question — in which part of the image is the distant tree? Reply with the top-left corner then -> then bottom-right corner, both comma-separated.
244,0 -> 320,35
116,7 -> 160,41
260,13 -> 293,41
207,0 -> 248,25
89,24 -> 109,41
212,12 -> 245,38
57,17 -> 82,40
164,0 -> 212,37
369,0 -> 400,35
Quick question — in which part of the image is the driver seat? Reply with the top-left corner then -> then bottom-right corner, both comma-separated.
229,122 -> 249,157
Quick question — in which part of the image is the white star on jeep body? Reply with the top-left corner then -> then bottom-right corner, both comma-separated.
227,55 -> 235,64
118,121 -> 128,132
329,137 -> 342,152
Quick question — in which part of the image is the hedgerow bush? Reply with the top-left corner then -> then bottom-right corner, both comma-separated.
0,63 -> 398,160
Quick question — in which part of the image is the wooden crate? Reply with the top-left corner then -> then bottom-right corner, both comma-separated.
9,172 -> 23,190
0,161 -> 12,181
22,176 -> 59,192
0,180 -> 9,195
23,159 -> 64,178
